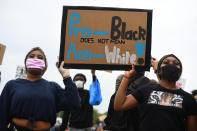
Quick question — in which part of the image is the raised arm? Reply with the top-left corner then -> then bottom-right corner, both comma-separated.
91,69 -> 96,81
151,57 -> 160,81
114,65 -> 139,111
57,61 -> 70,79
56,61 -> 81,111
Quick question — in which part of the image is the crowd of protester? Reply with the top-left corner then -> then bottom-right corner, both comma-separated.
0,46 -> 196,131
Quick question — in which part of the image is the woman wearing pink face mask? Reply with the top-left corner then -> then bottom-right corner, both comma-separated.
0,47 -> 81,131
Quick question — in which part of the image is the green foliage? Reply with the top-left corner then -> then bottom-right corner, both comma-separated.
57,111 -> 64,118
93,108 -> 108,124
93,109 -> 100,124
56,109 -> 108,124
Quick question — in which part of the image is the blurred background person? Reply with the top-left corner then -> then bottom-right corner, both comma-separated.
60,70 -> 101,131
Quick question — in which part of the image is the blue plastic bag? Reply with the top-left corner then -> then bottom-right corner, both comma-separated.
89,77 -> 102,105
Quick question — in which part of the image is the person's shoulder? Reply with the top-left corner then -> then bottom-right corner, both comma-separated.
41,78 -> 51,83
2,79 -> 22,91
83,89 -> 90,93
178,89 -> 197,105
179,89 -> 194,98
139,80 -> 159,89
80,89 -> 90,95
7,79 -> 17,83
6,78 -> 23,85
40,79 -> 61,88
132,82 -> 159,96
47,80 -> 60,86
78,89 -> 90,97
148,81 -> 160,87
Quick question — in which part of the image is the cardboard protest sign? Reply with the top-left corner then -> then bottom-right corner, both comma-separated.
0,43 -> 6,65
59,6 -> 152,70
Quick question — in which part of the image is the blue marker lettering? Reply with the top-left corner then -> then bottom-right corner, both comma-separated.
78,49 -> 89,60
89,50 -> 92,61
69,12 -> 81,36
74,27 -> 82,36
66,42 -> 78,60
82,27 -> 91,38
135,42 -> 146,57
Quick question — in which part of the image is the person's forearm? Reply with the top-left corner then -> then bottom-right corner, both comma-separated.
92,75 -> 96,81
63,77 -> 81,109
114,76 -> 130,111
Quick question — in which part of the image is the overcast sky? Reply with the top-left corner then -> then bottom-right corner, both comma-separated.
0,0 -> 197,113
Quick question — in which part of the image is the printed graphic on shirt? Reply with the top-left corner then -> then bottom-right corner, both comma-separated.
148,91 -> 183,108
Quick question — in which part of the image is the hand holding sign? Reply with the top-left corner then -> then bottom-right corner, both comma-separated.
124,64 -> 136,79
56,61 -> 70,79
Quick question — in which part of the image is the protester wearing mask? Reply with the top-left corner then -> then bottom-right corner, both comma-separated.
60,70 -> 100,131
114,54 -> 197,131
0,47 -> 81,131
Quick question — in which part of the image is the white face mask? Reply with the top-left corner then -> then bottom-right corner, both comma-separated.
75,80 -> 84,88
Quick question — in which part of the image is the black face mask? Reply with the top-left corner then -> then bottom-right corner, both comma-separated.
159,64 -> 181,82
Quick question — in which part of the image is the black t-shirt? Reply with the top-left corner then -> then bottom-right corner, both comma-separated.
132,84 -> 197,131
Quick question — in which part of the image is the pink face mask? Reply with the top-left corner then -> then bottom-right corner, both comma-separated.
26,58 -> 45,70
